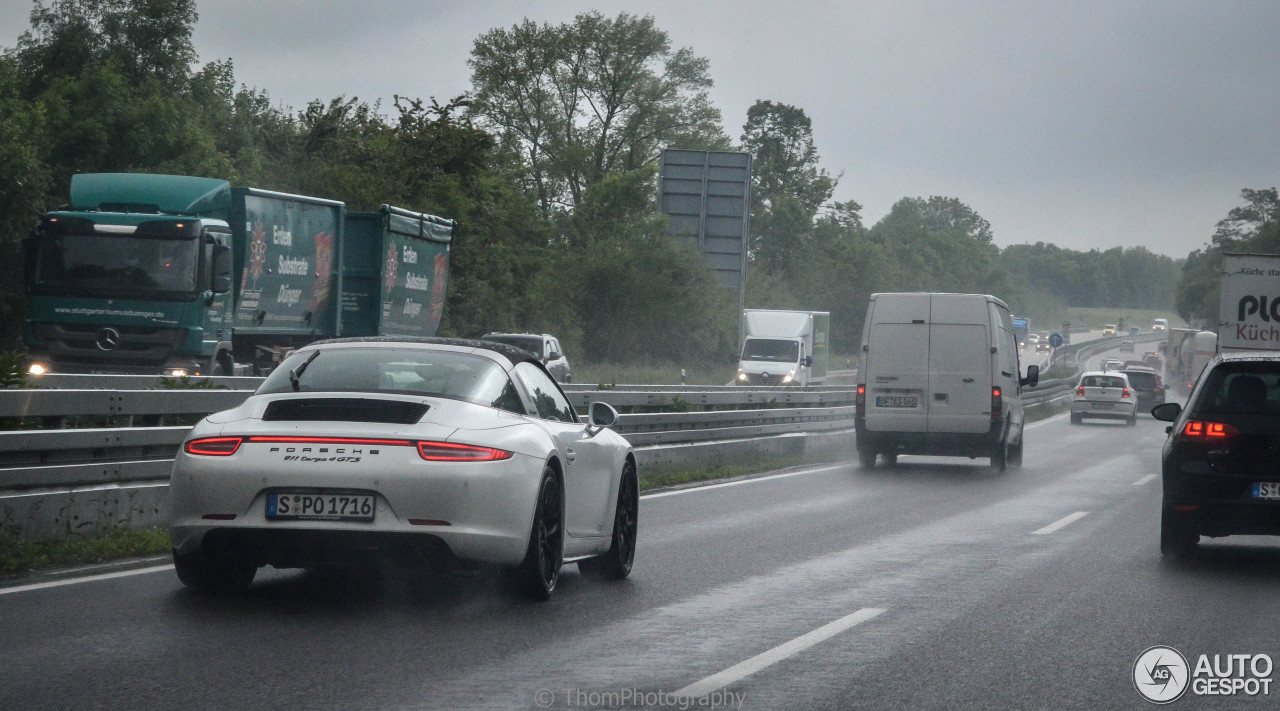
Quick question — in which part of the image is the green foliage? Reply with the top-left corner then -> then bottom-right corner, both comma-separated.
469,11 -> 730,216
0,352 -> 30,389
0,527 -> 170,574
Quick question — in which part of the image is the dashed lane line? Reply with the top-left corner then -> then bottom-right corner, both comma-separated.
1031,511 -> 1090,535
673,607 -> 886,699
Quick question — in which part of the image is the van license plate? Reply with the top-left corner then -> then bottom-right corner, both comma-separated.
1252,482 -> 1280,500
876,396 -> 917,408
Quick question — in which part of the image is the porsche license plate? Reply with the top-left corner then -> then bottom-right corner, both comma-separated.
267,493 -> 375,521
876,396 -> 918,408
1252,482 -> 1280,500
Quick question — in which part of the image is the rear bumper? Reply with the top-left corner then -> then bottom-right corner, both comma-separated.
856,427 -> 1002,458
1070,400 -> 1136,420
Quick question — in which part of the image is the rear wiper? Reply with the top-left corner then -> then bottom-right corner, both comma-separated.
289,351 -> 320,392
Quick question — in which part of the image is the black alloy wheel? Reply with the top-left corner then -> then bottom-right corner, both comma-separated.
518,466 -> 564,600
579,460 -> 638,580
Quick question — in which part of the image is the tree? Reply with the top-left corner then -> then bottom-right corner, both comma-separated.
740,100 -> 836,273
469,11 -> 729,217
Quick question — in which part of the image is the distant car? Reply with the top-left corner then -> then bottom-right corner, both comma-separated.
1039,331 -> 1051,341
1027,333 -> 1040,345
1102,358 -> 1125,371
1144,352 -> 1163,370
1120,340 -> 1135,352
1120,366 -> 1166,411
1071,371 -> 1137,425
1103,324 -> 1117,337
481,333 -> 571,382
1153,318 -> 1168,332
1129,327 -> 1141,336
1153,352 -> 1280,556
1036,340 -> 1051,353
167,337 -> 637,600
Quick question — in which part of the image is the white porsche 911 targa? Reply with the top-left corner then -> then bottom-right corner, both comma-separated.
168,337 -> 637,600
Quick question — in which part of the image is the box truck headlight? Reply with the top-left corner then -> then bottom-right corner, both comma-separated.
27,362 -> 48,376
737,370 -> 747,381
165,368 -> 189,377
783,370 -> 795,383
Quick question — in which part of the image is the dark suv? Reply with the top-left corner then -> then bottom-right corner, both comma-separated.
1153,352 -> 1280,556
1120,366 -> 1166,411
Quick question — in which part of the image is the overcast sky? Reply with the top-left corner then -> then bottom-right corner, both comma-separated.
5,0 -> 1279,258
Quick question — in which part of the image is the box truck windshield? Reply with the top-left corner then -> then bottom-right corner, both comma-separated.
32,231 -> 201,298
741,338 -> 799,362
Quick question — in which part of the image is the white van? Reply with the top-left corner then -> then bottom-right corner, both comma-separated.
855,293 -> 1039,471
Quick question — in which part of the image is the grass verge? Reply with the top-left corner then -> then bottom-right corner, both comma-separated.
0,527 -> 170,576
1024,398 -> 1071,423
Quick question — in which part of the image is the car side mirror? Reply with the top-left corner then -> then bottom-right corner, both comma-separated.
1020,364 -> 1039,388
547,352 -> 561,361
1151,402 -> 1181,422
588,401 -> 618,433
212,244 -> 232,293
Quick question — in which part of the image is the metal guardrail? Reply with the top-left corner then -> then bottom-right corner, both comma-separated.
0,385 -> 859,493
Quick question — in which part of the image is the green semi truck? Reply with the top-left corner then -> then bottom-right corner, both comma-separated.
23,173 -> 454,375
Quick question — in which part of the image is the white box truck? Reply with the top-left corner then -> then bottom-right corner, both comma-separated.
736,310 -> 830,386
855,293 -> 1038,471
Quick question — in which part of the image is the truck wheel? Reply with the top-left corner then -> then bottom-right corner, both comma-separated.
858,448 -> 876,469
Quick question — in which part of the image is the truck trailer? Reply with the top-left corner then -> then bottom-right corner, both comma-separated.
23,173 -> 454,375
735,309 -> 829,386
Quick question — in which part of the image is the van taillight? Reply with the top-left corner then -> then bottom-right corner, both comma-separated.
991,387 -> 1003,422
1179,420 -> 1239,441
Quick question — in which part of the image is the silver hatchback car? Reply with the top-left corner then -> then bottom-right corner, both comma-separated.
481,333 -> 571,382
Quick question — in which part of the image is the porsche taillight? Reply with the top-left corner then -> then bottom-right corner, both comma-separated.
184,437 -> 242,456
417,441 -> 513,461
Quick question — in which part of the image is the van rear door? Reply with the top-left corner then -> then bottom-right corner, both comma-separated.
864,293 -> 930,432
927,323 -> 992,433
927,295 -> 994,434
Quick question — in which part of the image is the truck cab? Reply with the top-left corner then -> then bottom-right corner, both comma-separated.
24,177 -> 235,375
735,310 -> 829,386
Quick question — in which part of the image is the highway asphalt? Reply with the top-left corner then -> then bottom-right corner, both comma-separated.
4,342 -> 1277,710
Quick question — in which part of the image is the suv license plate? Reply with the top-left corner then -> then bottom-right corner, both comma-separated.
1252,483 -> 1280,500
876,396 -> 918,408
267,493 -> 375,521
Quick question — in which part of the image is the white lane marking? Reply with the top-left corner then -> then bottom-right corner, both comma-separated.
1031,511 -> 1089,535
1025,412 -> 1069,429
673,607 -> 886,699
1133,474 -> 1158,486
0,564 -> 173,596
641,463 -> 848,500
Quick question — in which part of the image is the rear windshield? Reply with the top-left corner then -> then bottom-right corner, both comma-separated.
1081,375 -> 1126,388
1193,363 -> 1280,414
1123,371 -> 1159,389
258,347 -> 523,412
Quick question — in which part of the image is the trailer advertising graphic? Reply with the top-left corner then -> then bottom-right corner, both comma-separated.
1219,253 -> 1280,352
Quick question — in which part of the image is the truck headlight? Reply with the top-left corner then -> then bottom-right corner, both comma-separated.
737,371 -> 747,381
165,368 -> 189,377
783,370 -> 795,383
28,362 -> 47,376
